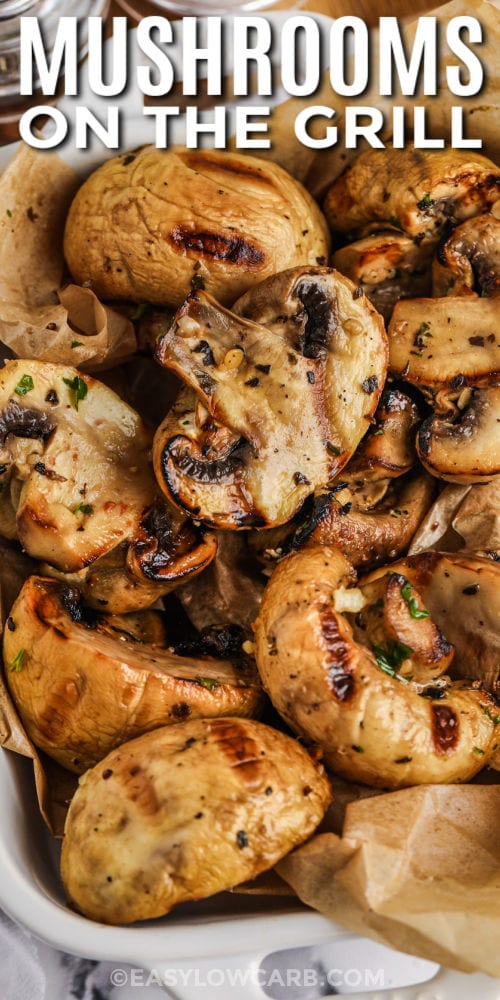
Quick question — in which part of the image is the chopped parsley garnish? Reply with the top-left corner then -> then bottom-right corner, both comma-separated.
401,580 -> 430,619
71,341 -> 84,349
72,502 -> 94,516
9,649 -> 26,672
195,676 -> 220,691
390,509 -> 403,518
326,442 -> 341,456
473,746 -> 485,756
484,708 -> 500,726
372,640 -> 413,678
6,209 -> 12,218
14,374 -> 34,396
63,375 -> 88,410
373,428 -> 385,436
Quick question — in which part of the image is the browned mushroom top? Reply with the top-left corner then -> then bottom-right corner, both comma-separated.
324,148 -> 500,242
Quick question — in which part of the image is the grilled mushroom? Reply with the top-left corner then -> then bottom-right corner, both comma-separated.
362,551 -> 500,691
250,389 -> 434,570
417,387 -> 500,484
295,473 -> 436,570
5,576 -> 263,773
324,148 -> 500,242
60,717 -> 331,924
433,213 -> 500,297
63,148 -> 330,308
153,268 -> 387,529
0,360 -> 216,609
388,296 -> 500,389
333,232 -> 432,321
253,546 -> 497,788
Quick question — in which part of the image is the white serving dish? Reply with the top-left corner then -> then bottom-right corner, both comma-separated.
1,12 -> 499,998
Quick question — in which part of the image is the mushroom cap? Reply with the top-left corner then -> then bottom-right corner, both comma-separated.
60,717 -> 332,923
324,147 -> 500,241
63,148 -> 330,308
253,546 -> 497,788
418,387 -> 500,484
333,231 -> 433,321
153,268 -> 387,529
361,550 -> 500,691
433,213 -> 500,297
5,576 -> 263,773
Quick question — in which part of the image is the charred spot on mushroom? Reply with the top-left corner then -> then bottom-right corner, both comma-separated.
170,227 -> 265,268
128,501 -> 214,582
321,608 -> 355,702
431,703 -> 459,754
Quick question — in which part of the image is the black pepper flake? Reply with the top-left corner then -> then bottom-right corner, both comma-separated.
294,471 -> 310,485
362,376 -> 379,393
102,769 -> 113,780
245,377 -> 260,387
122,154 -> 136,165
339,501 -> 352,516
306,370 -> 315,384
45,389 -> 59,405
288,352 -> 298,365
265,786 -> 273,795
107,876 -> 113,882
237,830 -> 249,848
255,364 -> 271,374
194,811 -> 203,819
191,273 -> 206,292
462,584 -> 480,595
6,617 -> 15,632
395,755 -> 413,764
353,286 -> 364,299
27,206 -> 38,222
303,785 -> 312,796
469,335 -> 485,347
173,702 -> 192,719
46,322 -> 57,331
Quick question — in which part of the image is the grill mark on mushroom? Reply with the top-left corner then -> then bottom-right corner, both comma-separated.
115,759 -> 160,816
431,703 -> 459,754
320,607 -> 355,702
211,718 -> 263,787
169,226 -> 265,268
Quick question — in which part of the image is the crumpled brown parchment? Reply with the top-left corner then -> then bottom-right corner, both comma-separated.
277,783 -> 500,977
0,145 -> 136,371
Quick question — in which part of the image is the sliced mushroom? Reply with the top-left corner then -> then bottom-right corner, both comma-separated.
417,387 -> 500,484
253,546 -> 497,788
0,360 -> 216,609
433,214 -> 500,297
154,268 -> 387,529
249,389 -> 433,570
293,472 -> 436,570
333,232 -> 432,321
4,576 -> 263,773
388,296 -> 500,389
361,551 -> 500,691
324,148 -> 500,242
